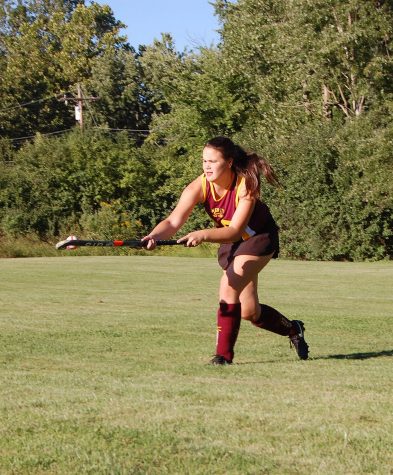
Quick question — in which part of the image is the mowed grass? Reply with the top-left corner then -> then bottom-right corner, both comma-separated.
0,256 -> 392,475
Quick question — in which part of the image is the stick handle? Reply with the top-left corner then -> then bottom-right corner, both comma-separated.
56,238 -> 183,250
125,239 -> 180,247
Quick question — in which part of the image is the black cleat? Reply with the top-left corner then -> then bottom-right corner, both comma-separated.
209,355 -> 232,365
289,320 -> 309,360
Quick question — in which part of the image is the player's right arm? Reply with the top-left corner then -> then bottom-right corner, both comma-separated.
142,176 -> 203,249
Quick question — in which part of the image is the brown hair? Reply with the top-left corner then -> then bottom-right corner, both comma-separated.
205,136 -> 280,198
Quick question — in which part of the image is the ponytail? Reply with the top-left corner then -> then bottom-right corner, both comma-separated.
205,137 -> 280,198
242,152 -> 280,196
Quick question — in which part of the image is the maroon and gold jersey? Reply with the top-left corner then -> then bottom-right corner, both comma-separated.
201,173 -> 278,241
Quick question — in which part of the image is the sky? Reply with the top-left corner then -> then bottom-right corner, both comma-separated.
97,0 -> 221,51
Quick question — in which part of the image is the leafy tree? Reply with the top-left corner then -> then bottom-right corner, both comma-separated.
213,0 -> 393,260
215,0 -> 393,126
0,130 -> 135,237
0,0 -> 137,138
1,0 -> 391,260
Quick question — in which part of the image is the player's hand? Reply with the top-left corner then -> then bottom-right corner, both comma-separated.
141,235 -> 157,250
177,230 -> 205,247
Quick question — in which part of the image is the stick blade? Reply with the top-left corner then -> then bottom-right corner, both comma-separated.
55,239 -> 70,250
55,236 -> 78,250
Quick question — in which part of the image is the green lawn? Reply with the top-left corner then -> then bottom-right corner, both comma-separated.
0,256 -> 392,474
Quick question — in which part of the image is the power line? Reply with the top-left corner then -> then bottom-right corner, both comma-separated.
92,127 -> 151,133
0,94 -> 61,113
4,128 -> 75,143
1,126 -> 152,143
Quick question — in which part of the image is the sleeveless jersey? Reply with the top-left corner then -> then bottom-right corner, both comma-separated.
201,173 -> 278,241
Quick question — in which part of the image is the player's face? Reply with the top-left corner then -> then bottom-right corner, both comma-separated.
202,146 -> 232,183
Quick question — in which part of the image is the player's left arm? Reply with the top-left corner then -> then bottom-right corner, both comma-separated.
178,181 -> 256,246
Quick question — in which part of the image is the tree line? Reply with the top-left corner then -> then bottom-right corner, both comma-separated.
0,0 -> 392,260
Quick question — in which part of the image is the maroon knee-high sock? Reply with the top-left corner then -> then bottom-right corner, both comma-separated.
252,304 -> 293,336
216,302 -> 241,362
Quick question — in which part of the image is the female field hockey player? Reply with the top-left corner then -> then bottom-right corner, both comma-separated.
142,137 -> 309,364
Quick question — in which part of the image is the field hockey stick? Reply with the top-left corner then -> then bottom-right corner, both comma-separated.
55,238 -> 182,250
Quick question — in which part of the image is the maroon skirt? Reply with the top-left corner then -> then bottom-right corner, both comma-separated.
217,231 -> 279,270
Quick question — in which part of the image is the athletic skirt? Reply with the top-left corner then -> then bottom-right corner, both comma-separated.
217,230 -> 279,270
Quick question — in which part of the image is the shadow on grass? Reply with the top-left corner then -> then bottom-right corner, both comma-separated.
316,349 -> 393,360
234,349 -> 393,365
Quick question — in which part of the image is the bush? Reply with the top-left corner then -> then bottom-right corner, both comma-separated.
79,201 -> 144,240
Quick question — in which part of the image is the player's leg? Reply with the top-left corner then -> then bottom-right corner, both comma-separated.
239,276 -> 309,360
220,254 -> 273,304
223,253 -> 295,333
237,277 -> 307,358
210,296 -> 241,365
238,276 -> 260,321
211,254 -> 272,365
220,254 -> 309,360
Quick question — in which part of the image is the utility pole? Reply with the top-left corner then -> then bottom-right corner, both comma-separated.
76,83 -> 84,129
59,84 -> 99,129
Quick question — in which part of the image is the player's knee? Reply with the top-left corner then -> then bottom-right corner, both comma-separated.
219,286 -> 240,303
242,299 -> 261,322
241,307 -> 259,322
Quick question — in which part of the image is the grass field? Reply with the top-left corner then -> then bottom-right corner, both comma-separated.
0,256 -> 392,474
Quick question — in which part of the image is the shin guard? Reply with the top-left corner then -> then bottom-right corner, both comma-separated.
216,302 -> 241,362
253,304 -> 293,336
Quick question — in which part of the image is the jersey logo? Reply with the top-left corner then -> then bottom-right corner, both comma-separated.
211,207 -> 225,219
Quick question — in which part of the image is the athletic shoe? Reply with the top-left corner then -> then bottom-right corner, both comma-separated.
209,355 -> 232,365
289,320 -> 309,360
